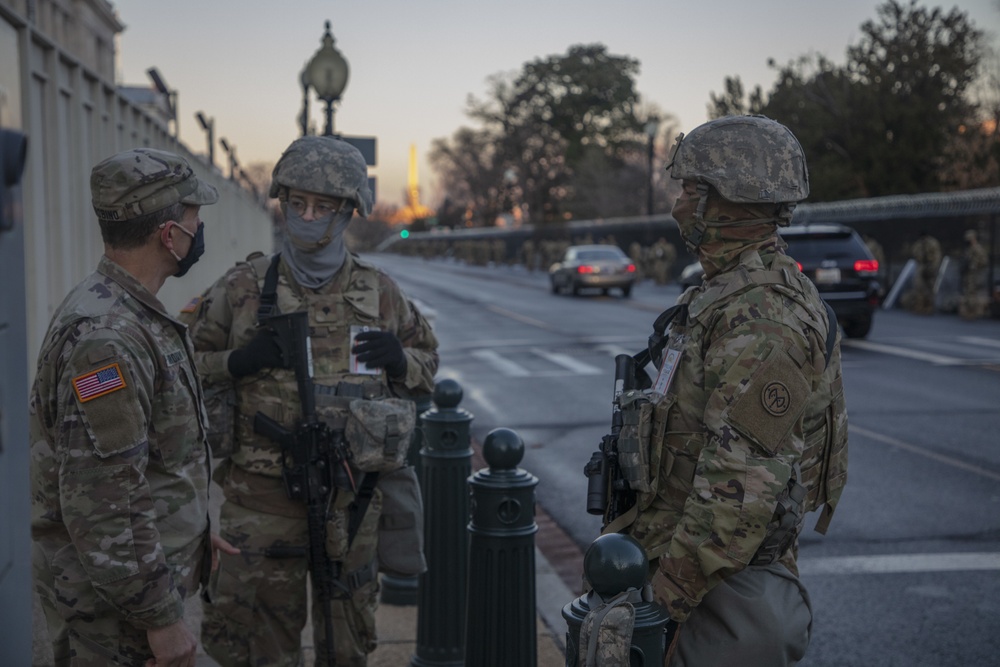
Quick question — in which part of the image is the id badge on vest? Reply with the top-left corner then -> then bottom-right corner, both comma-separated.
652,334 -> 685,395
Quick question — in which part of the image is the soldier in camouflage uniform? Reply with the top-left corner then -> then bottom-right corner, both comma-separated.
905,231 -> 942,315
30,148 -> 235,666
958,229 -> 989,320
181,136 -> 439,667
617,116 -> 848,666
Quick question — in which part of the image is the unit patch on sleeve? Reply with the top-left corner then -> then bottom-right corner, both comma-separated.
72,362 -> 127,402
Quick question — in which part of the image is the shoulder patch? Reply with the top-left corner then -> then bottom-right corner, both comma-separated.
72,362 -> 127,403
180,296 -> 202,314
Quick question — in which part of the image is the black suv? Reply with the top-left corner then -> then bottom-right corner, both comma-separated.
677,223 -> 881,338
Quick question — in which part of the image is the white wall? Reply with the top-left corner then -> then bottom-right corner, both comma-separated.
1,1 -> 275,373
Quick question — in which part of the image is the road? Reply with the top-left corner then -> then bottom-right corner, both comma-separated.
366,252 -> 1000,667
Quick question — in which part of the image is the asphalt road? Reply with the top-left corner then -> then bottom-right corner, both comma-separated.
367,252 -> 1000,667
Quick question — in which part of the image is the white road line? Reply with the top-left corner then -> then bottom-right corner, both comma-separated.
850,424 -> 1000,482
593,343 -> 634,358
485,305 -> 555,330
841,339 -> 964,365
799,552 -> 1000,576
470,349 -> 531,377
960,336 -> 1000,350
531,349 -> 602,375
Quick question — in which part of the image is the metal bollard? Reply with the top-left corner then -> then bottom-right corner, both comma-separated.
464,428 -> 539,667
563,533 -> 674,667
411,380 -> 473,667
381,393 -> 434,606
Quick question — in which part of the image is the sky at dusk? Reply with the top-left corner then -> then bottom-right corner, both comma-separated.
113,0 -> 999,209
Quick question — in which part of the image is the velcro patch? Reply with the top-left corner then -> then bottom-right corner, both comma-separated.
72,363 -> 127,403
180,296 -> 202,313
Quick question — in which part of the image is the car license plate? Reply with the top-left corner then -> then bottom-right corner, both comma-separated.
814,268 -> 841,284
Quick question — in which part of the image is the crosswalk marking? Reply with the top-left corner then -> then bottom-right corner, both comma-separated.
531,349 -> 602,375
960,336 -> 1000,350
470,349 -> 531,377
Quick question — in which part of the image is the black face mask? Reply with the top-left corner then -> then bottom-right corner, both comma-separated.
172,222 -> 205,277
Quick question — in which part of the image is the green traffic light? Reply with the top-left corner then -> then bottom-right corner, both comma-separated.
400,229 -> 410,239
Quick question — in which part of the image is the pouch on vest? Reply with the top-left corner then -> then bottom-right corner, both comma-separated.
344,398 -> 416,472
617,390 -> 657,494
202,383 -> 237,457
376,465 -> 427,577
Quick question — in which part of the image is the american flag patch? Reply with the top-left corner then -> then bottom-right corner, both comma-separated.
72,363 -> 127,403
180,296 -> 202,314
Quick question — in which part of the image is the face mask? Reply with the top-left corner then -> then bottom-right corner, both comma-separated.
282,206 -> 353,288
170,222 -> 205,277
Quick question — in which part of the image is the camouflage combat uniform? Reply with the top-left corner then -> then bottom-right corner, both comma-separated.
959,230 -> 989,320
182,251 -> 438,666
614,116 -> 848,666
906,234 -> 942,315
30,256 -> 211,665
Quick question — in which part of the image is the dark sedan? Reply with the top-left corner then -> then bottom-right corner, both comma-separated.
549,245 -> 637,298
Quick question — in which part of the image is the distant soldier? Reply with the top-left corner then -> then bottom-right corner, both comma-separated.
522,239 -> 536,272
651,237 -> 676,285
629,241 -> 645,280
906,231 -> 942,315
958,229 -> 989,320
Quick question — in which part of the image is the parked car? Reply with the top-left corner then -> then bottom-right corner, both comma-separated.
549,244 -> 637,298
676,223 -> 881,338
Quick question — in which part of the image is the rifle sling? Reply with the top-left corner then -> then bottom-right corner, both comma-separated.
347,472 -> 380,549
257,253 -> 282,324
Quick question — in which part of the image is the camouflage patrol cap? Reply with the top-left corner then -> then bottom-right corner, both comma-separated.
269,135 -> 373,217
667,115 -> 809,206
91,148 -> 218,222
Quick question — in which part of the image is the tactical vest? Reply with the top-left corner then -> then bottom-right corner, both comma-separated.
230,252 -> 390,480
616,251 -> 848,565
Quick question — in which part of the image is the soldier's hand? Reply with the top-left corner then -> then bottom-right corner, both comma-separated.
353,329 -> 408,378
227,328 -> 285,378
210,532 -> 240,572
145,620 -> 197,667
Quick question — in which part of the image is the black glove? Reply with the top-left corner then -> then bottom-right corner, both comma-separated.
353,329 -> 407,378
227,328 -> 285,378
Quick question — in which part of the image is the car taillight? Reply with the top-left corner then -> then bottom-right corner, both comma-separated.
855,259 -> 879,274
796,261 -> 803,272
577,265 -> 594,274
626,264 -> 636,273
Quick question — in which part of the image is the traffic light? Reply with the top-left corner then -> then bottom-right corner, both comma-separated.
400,229 -> 409,239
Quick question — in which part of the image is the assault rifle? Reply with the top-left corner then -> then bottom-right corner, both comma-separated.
253,310 -> 352,666
584,354 -> 638,529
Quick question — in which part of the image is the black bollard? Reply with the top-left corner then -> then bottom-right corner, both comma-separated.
411,380 -> 473,667
563,533 -> 674,667
381,393 -> 434,606
465,428 -> 539,667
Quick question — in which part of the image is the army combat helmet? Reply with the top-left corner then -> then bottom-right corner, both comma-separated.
269,135 -> 373,217
667,115 -> 809,229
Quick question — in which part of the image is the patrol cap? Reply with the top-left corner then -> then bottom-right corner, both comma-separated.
91,148 -> 219,222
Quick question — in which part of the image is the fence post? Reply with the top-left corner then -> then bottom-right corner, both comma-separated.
465,428 -> 538,667
411,380 -> 473,667
381,393 -> 434,606
563,533 -> 674,666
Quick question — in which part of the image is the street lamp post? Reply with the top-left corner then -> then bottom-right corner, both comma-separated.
146,67 -> 177,138
301,21 -> 350,137
195,112 -> 215,168
644,118 -> 660,216
219,138 -> 238,181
